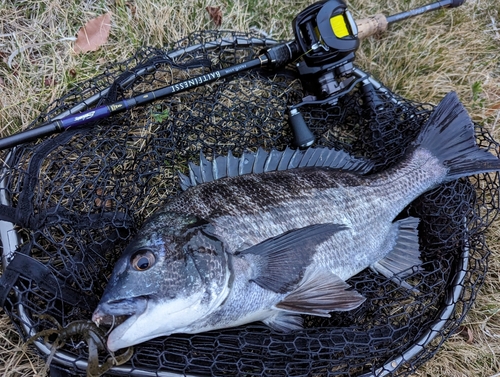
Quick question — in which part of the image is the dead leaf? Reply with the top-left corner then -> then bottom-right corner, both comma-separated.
486,101 -> 500,117
126,1 -> 138,20
74,12 -> 112,54
456,326 -> 474,344
206,6 -> 222,27
44,76 -> 57,87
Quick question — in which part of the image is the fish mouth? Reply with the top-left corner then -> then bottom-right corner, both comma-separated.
92,296 -> 151,352
96,291 -> 210,351
92,296 -> 148,329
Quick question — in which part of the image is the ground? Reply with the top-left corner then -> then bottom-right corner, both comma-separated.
0,0 -> 499,376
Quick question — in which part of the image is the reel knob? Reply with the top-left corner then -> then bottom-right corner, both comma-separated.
289,108 -> 315,148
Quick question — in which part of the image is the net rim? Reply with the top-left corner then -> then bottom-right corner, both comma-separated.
0,30 -> 492,377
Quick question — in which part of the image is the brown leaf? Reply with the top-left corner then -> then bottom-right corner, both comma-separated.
74,12 -> 112,54
206,6 -> 222,27
456,325 -> 474,344
486,101 -> 500,117
126,1 -> 138,19
44,76 -> 57,87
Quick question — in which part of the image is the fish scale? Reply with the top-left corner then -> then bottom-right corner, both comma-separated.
165,149 -> 443,259
93,92 -> 500,352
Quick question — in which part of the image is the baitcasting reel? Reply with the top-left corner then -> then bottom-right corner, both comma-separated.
293,0 -> 360,100
288,0 -> 362,147
287,0 -> 465,147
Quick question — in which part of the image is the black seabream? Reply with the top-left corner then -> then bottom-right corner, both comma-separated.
93,92 -> 500,352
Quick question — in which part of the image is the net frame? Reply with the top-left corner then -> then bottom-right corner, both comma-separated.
0,30 -> 498,377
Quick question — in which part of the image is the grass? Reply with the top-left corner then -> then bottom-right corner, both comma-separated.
0,0 -> 499,376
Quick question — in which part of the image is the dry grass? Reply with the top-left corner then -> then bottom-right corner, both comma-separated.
0,0 -> 499,376
0,315 -> 44,376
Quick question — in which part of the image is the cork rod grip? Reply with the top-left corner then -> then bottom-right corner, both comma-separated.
355,14 -> 389,40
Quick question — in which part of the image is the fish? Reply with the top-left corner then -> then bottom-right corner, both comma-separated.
92,92 -> 500,352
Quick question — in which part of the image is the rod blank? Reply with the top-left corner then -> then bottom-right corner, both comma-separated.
355,0 -> 465,39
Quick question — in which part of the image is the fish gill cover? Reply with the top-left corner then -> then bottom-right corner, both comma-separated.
0,30 -> 499,376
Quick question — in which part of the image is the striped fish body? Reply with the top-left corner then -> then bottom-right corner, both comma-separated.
165,147 -> 443,281
93,92 -> 500,352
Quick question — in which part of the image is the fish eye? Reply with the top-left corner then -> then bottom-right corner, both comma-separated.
130,249 -> 155,271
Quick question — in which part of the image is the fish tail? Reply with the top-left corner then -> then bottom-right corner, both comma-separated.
414,91 -> 500,181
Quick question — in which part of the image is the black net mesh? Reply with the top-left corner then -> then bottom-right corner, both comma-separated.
0,30 -> 499,377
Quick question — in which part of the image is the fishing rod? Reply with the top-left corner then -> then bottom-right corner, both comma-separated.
0,0 -> 465,151
356,0 -> 465,38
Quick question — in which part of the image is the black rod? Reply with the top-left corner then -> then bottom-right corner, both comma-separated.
0,41 -> 297,151
386,0 -> 465,24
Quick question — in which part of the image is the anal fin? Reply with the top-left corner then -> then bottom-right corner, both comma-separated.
263,311 -> 303,332
274,270 -> 365,317
371,217 -> 422,291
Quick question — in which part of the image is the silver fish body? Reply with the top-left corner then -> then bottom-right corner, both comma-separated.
166,147 -> 442,278
93,92 -> 500,351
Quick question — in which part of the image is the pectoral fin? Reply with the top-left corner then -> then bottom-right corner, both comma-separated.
236,223 -> 348,294
275,270 -> 366,317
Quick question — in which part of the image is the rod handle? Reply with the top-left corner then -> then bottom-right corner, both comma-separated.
356,14 -> 389,40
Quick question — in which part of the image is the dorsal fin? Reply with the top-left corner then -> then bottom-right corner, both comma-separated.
178,147 -> 374,191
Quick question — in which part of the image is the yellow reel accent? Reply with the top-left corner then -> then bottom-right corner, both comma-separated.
330,14 -> 350,38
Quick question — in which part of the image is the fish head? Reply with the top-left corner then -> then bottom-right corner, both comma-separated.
92,211 -> 231,351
